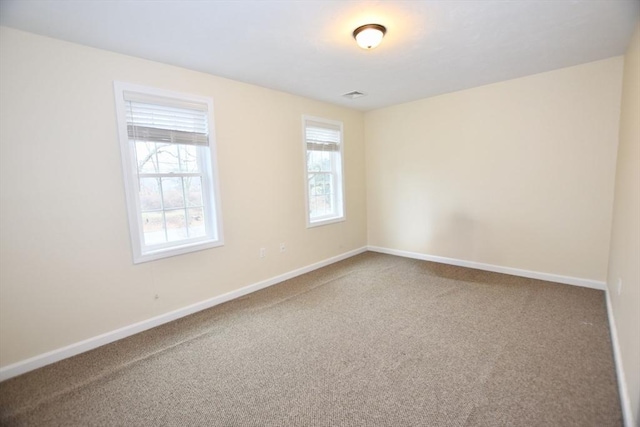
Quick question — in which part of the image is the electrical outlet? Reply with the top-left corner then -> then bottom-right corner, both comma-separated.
280,243 -> 286,253
154,294 -> 159,300
617,278 -> 622,296
259,248 -> 266,258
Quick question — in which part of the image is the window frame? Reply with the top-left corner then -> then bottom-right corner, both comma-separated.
302,115 -> 346,228
114,81 -> 224,264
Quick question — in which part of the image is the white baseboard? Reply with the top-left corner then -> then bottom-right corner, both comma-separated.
0,246 -> 367,382
367,246 -> 606,290
605,290 -> 634,427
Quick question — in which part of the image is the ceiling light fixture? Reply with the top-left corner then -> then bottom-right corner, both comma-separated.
353,24 -> 386,50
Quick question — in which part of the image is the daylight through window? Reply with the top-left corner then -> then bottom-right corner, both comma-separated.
303,116 -> 345,227
115,82 -> 223,263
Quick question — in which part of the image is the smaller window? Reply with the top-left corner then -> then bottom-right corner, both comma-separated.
303,116 -> 345,227
114,82 -> 223,263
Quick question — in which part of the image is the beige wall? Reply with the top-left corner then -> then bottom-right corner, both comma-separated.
0,27 -> 367,367
607,22 -> 640,425
365,57 -> 623,281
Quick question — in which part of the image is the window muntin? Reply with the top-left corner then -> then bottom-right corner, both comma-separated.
303,116 -> 345,226
114,82 -> 223,263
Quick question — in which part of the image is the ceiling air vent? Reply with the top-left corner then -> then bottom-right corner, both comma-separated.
342,91 -> 367,100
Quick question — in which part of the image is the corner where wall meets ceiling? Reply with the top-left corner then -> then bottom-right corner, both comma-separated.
0,0 -> 638,110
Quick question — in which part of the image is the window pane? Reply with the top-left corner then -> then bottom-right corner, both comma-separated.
188,207 -> 206,238
309,194 -> 320,218
308,173 -> 318,195
309,173 -> 332,196
142,211 -> 166,245
322,151 -> 332,172
139,178 -> 161,211
312,194 -> 331,218
309,172 -> 335,219
324,176 -> 332,197
179,145 -> 199,172
162,177 -> 185,209
156,143 -> 180,173
165,209 -> 188,242
307,150 -> 334,173
324,194 -> 333,215
136,142 -> 159,173
316,174 -> 325,194
184,177 -> 203,207
307,150 -> 322,172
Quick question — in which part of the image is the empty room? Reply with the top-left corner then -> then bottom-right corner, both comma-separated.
0,1 -> 638,426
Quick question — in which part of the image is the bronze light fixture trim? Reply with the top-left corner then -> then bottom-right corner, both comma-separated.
353,24 -> 387,49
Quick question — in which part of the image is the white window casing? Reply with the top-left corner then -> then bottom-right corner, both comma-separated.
303,116 -> 345,227
114,82 -> 224,263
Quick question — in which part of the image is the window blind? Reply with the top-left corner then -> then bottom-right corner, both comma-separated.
124,93 -> 209,146
305,120 -> 340,152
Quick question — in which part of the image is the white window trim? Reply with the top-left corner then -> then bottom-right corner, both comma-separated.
114,81 -> 224,263
302,115 -> 346,228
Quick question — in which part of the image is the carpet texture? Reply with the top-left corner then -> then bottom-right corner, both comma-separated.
0,252 -> 622,426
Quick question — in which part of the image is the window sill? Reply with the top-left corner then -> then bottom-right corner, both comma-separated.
134,238 -> 224,264
307,216 -> 345,228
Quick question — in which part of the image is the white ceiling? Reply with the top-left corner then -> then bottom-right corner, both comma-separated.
1,1 -> 638,111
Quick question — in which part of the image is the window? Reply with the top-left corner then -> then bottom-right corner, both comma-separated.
303,116 -> 345,227
114,82 -> 223,263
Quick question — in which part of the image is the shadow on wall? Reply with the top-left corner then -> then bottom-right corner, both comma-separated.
428,211 -> 482,264
417,211 -> 519,285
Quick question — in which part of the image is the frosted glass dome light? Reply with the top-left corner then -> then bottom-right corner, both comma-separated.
353,24 -> 386,50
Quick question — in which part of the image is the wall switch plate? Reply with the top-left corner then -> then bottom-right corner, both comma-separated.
617,278 -> 622,296
280,243 -> 286,252
259,248 -> 266,258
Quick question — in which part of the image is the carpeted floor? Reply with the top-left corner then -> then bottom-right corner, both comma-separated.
0,252 -> 622,426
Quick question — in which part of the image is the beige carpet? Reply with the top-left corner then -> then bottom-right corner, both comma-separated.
0,252 -> 622,426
